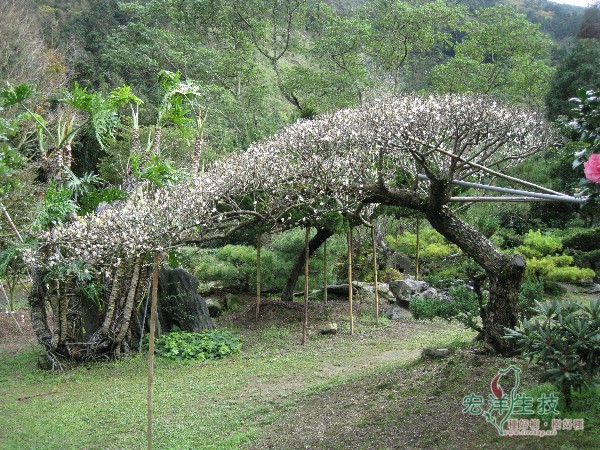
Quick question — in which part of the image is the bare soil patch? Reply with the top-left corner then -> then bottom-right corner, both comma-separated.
0,307 -> 35,354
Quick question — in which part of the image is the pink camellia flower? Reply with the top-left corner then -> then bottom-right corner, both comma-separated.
584,153 -> 600,183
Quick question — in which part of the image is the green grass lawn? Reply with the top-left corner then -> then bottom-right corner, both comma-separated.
0,317 -> 470,449
0,306 -> 597,450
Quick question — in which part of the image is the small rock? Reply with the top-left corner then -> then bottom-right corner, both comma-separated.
384,306 -> 412,320
204,298 -> 223,317
320,322 -> 338,335
422,348 -> 453,358
417,287 -> 438,299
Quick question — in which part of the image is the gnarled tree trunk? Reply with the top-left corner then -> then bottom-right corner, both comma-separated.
425,204 -> 524,356
365,181 -> 524,356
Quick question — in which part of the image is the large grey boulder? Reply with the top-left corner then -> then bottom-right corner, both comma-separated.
352,281 -> 395,302
325,284 -> 358,300
417,287 -> 439,299
157,268 -> 215,332
320,322 -> 338,335
389,276 -> 428,304
422,348 -> 453,358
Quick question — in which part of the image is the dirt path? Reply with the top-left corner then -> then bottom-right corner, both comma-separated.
245,350 -> 597,450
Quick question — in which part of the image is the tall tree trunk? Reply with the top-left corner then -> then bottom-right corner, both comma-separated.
281,227 -> 334,301
28,271 -> 52,349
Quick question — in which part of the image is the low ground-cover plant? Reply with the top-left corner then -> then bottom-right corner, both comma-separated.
409,296 -> 458,321
152,330 -> 241,361
505,299 -> 600,409
409,282 -> 479,324
411,278 -> 543,333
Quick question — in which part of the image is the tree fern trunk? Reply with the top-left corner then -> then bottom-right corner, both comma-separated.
101,255 -> 127,334
114,256 -> 143,354
58,279 -> 69,347
152,126 -> 162,157
132,127 -> 140,157
62,143 -> 72,169
29,271 -> 52,349
192,136 -> 204,174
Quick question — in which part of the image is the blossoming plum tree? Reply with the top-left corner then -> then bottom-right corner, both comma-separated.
28,94 -> 554,362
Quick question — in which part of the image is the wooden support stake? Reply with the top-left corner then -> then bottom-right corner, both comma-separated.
302,226 -> 310,345
256,233 -> 262,320
323,239 -> 328,305
415,217 -> 420,281
371,219 -> 379,323
148,252 -> 159,450
347,228 -> 354,335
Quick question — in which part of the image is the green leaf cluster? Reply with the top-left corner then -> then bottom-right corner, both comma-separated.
505,299 -> 600,408
31,182 -> 78,231
153,330 -> 241,361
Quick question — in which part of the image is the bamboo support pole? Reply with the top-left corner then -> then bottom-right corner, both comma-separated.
347,228 -> 354,335
323,239 -> 328,305
415,217 -> 420,281
371,219 -> 379,323
148,252 -> 159,450
256,234 -> 262,320
302,227 -> 310,345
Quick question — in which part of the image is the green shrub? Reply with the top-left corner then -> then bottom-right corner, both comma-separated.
153,330 -> 241,361
424,273 -> 455,290
449,283 -> 484,331
190,229 -> 347,293
409,296 -> 458,321
32,182 -> 78,231
525,255 -> 594,281
505,299 -> 600,409
547,266 -> 595,282
518,229 -> 562,258
193,245 -> 279,292
518,278 -> 545,320
386,227 -> 458,257
382,268 -> 403,284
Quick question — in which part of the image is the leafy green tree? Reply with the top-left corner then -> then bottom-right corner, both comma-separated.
431,5 -> 554,107
577,3 -> 600,39
546,40 -> 600,120
362,0 -> 464,92
0,0 -> 48,86
282,4 -> 370,114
